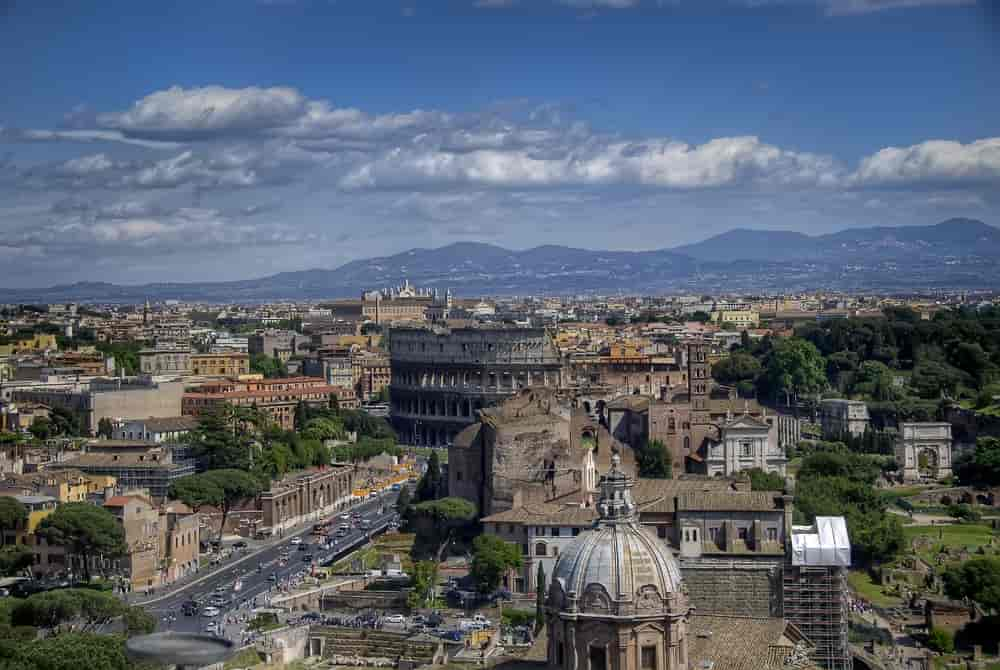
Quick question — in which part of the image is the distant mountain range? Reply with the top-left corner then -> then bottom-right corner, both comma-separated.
2,218 -> 998,302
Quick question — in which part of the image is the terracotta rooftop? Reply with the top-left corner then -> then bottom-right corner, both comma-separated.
677,491 -> 783,512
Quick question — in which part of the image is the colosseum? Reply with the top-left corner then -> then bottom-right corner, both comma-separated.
389,324 -> 564,446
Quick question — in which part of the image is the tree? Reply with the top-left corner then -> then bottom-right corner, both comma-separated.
0,546 -> 34,576
11,588 -> 124,631
395,485 -> 412,518
250,353 -> 286,379
637,440 -> 671,479
0,497 -> 27,548
408,497 -> 478,557
761,338 -> 827,405
203,469 -> 263,540
49,406 -> 82,437
927,628 -> 955,654
294,401 -> 310,432
943,557 -> 1000,613
470,535 -> 522,594
122,606 -> 155,638
416,451 -> 442,502
191,405 -> 251,470
690,311 -> 710,323
96,418 -> 114,440
407,560 -> 439,610
34,504 -> 125,582
743,468 -> 785,492
0,632 -> 132,670
955,437 -> 1000,487
29,416 -> 52,441
169,474 -> 224,513
535,562 -> 547,629
711,352 -> 761,385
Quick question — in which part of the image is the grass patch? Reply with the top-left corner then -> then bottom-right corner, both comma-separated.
848,570 -> 902,608
224,647 -> 263,669
880,486 -> 929,502
411,447 -> 448,464
902,524 -> 998,563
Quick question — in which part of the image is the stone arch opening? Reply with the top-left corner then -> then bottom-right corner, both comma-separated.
918,448 -> 939,476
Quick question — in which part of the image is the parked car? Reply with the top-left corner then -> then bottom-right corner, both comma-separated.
233,540 -> 247,549
302,553 -> 314,562
384,614 -> 406,625
181,600 -> 199,616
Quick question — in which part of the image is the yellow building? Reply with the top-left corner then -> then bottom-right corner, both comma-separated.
0,470 -> 114,503
13,334 -> 59,352
711,309 -> 760,328
191,352 -> 250,377
0,493 -> 58,547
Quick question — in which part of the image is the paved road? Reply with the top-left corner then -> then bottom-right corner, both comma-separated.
146,490 -> 400,639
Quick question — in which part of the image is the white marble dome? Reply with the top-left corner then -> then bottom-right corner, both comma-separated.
549,454 -> 685,617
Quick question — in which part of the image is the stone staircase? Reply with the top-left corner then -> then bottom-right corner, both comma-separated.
312,626 -> 439,666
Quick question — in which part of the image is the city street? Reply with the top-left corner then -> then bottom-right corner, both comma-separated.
143,490 -> 400,640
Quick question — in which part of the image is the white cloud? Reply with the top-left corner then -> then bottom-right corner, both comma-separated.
97,85 -> 307,139
557,0 -> 640,6
850,138 -> 1000,186
0,126 -> 181,149
340,135 -> 842,190
821,0 -> 974,15
122,150 -> 258,189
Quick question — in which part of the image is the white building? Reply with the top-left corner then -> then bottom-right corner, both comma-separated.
704,414 -> 787,477
818,399 -> 869,438
896,422 -> 952,482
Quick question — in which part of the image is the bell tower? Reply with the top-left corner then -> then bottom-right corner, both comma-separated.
687,340 -> 710,427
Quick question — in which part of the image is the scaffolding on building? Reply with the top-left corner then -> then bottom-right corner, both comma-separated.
784,516 -> 852,670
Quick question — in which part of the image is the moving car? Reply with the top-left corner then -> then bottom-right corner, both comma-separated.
181,600 -> 199,616
302,553 -> 314,562
384,614 -> 406,624
289,537 -> 302,545
202,606 -> 221,617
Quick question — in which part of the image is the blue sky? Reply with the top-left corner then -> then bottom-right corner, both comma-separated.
1,0 -> 997,286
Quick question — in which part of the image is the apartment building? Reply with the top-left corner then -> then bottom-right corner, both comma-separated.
182,376 -> 358,430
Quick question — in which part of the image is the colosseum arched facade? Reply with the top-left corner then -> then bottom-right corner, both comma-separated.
389,325 -> 564,446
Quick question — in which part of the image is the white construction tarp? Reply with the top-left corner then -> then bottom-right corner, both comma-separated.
790,516 -> 851,567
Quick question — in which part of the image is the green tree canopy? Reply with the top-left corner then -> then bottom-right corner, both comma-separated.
96,417 -> 114,440
0,631 -> 132,670
712,352 -> 762,385
0,497 -> 27,548
761,337 -> 827,404
637,440 -> 671,479
169,473 -> 225,512
407,560 -> 439,610
955,437 -> 1000,487
35,504 -> 125,582
743,468 -> 785,492
0,546 -> 34,577
416,451 -> 443,502
943,557 -> 1000,613
10,588 -> 124,631
470,535 -> 522,594
198,469 -> 263,540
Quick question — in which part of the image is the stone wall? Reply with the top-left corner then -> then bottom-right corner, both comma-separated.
679,558 -> 783,617
486,418 -> 573,515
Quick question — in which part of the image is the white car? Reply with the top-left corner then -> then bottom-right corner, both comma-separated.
289,536 -> 303,545
201,606 -> 221,617
384,614 -> 406,625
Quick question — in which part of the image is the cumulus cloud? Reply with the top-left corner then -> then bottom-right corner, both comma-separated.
850,138 -> 1000,187
97,85 -> 307,140
6,201 -> 314,255
0,126 -> 181,149
340,135 -> 842,190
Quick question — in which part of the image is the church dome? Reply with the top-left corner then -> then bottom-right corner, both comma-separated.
549,454 -> 686,617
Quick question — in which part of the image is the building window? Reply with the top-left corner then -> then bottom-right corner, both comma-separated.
740,440 -> 753,457
456,471 -> 462,481
767,527 -> 778,542
641,646 -> 657,670
737,527 -> 748,540
709,527 -> 719,543
572,527 -> 580,536
657,526 -> 667,539
551,527 -> 560,537
535,542 -> 547,556
557,643 -> 565,667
